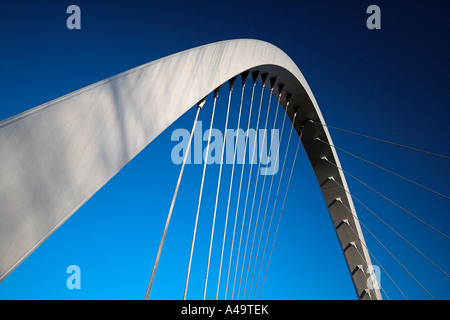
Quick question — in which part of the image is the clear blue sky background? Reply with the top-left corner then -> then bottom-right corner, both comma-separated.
0,0 -> 448,300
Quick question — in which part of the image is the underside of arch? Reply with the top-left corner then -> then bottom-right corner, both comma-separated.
0,39 -> 381,299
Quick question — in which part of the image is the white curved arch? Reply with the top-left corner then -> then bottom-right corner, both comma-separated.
0,39 -> 381,299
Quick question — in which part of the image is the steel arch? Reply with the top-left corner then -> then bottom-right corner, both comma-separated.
0,39 -> 381,299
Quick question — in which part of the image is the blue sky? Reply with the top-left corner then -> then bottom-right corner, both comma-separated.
0,0 -> 448,299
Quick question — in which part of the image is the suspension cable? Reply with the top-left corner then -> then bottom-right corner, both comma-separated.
258,122 -> 304,299
310,120 -> 450,160
342,216 -> 404,300
324,159 -> 449,279
242,78 -> 276,299
249,89 -> 287,299
246,90 -> 282,299
315,137 -> 450,201
203,77 -> 235,300
317,138 -> 449,240
183,87 -> 220,299
333,192 -> 434,299
145,99 -> 204,300
236,73 -> 268,299
253,106 -> 294,300
218,75 -> 246,300
226,71 -> 256,300
350,240 -> 391,300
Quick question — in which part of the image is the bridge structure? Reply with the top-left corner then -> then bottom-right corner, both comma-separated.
0,39 -> 448,300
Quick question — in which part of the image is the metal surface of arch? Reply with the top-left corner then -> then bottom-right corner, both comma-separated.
0,39 -> 381,299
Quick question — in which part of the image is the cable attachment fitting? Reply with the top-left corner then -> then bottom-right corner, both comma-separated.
344,241 -> 357,253
228,76 -> 237,91
360,289 -> 372,300
213,85 -> 221,99
197,98 -> 206,109
241,71 -> 250,87
335,218 -> 350,230
260,73 -> 269,87
299,119 -> 313,129
251,70 -> 260,87
269,77 -> 277,91
278,83 -> 284,97
285,93 -> 292,105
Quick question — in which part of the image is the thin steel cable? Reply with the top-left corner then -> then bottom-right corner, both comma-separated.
236,82 -> 266,299
246,95 -> 281,298
342,219 -> 401,300
334,195 -> 429,299
349,242 -> 387,299
249,96 -> 286,299
145,102 -> 203,300
357,247 -> 391,300
317,138 -> 449,239
315,138 -> 450,201
183,92 -> 219,299
354,247 -> 390,300
203,81 -> 234,300
344,238 -> 376,294
311,120 -> 450,160
242,86 -> 274,299
258,125 -> 304,300
325,159 -> 450,279
228,77 -> 256,300
219,80 -> 245,300
253,109 -> 294,300
338,227 -> 388,300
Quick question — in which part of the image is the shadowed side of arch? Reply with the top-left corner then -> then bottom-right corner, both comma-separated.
0,39 -> 381,299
